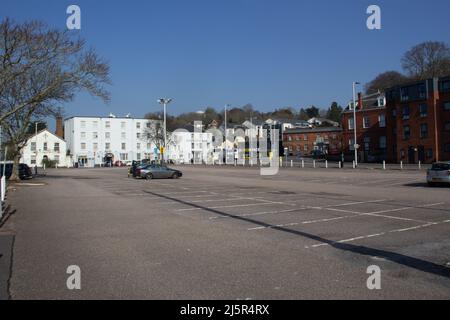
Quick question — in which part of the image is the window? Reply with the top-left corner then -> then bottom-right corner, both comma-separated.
93,143 -> 98,151
420,123 -> 428,139
419,104 -> 428,117
120,153 -> 128,161
379,136 -> 387,149
31,155 -> 36,165
105,143 -> 110,151
304,144 -> 308,152
303,134 -> 307,141
121,132 -> 126,139
136,133 -> 141,139
54,143 -> 60,152
147,143 -> 151,149
378,98 -> 385,107
121,143 -> 126,150
93,132 -> 98,139
288,135 -> 292,141
378,114 -> 386,128
442,80 -> 450,92
80,121 -> 86,128
288,146 -> 293,152
403,125 -> 410,140
363,117 -> 370,129
444,102 -> 450,111
402,106 -> 410,120
137,143 -> 141,150
426,149 -> 433,158
445,123 -> 450,131
121,122 -> 126,129
348,117 -> 354,130
418,84 -> 426,99
136,122 -> 141,129
349,138 -> 355,151
392,109 -> 397,117
43,142 -> 47,151
105,121 -> 110,129
30,142 -> 36,152
93,121 -> 98,128
445,144 -> 450,153
105,132 -> 110,139
400,87 -> 408,101
136,153 -> 141,160
80,132 -> 86,139
81,143 -> 86,150
54,155 -> 60,163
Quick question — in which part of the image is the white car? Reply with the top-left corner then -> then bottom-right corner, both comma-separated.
427,162 -> 450,186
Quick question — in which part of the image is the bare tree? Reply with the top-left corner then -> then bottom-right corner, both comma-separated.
401,41 -> 450,80
0,18 -> 111,180
141,120 -> 171,162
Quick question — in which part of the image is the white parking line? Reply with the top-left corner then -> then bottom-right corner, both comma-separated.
306,219 -> 450,248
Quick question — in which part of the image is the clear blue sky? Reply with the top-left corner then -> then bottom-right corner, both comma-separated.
3,0 -> 450,121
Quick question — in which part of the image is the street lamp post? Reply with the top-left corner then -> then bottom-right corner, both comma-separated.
158,98 -> 172,163
352,82 -> 360,167
224,104 -> 230,164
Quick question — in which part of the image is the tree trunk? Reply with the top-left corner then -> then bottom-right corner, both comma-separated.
9,153 -> 22,182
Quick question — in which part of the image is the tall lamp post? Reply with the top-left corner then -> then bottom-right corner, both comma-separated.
224,104 -> 230,164
157,98 -> 172,163
352,82 -> 360,167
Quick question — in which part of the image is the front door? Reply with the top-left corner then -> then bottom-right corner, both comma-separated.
408,146 -> 415,164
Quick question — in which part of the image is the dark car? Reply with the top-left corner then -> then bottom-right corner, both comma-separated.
139,165 -> 182,180
0,163 -> 33,180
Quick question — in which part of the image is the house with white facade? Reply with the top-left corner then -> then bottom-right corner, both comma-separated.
20,129 -> 70,167
64,116 -> 161,167
167,123 -> 214,164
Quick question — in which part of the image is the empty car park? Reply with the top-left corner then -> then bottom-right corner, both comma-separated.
3,165 -> 450,299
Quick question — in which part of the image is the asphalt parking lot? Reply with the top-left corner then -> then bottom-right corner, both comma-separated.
2,165 -> 450,299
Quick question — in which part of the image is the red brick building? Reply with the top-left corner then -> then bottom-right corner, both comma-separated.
283,127 -> 343,157
385,76 -> 450,164
341,93 -> 388,162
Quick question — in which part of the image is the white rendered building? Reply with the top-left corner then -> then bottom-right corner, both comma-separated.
20,129 -> 70,167
64,116 -> 161,167
167,124 -> 214,164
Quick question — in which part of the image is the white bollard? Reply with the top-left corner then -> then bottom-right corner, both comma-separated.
383,160 -> 386,170
313,160 -> 316,168
400,161 -> 403,170
339,161 -> 342,169
291,160 -> 293,167
302,160 -> 305,168
325,160 -> 328,169
353,160 -> 356,169
1,176 -> 5,202
419,161 -> 421,170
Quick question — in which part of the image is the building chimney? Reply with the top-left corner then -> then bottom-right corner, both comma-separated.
358,92 -> 363,110
55,116 -> 64,138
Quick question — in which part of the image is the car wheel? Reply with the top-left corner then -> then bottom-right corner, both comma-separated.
146,173 -> 153,180
172,173 -> 179,179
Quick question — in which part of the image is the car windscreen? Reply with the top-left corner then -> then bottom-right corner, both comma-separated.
431,163 -> 450,171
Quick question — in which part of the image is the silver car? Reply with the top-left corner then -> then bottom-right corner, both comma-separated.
139,165 -> 182,180
427,162 -> 450,186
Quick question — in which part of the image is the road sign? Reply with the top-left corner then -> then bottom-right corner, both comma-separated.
354,144 -> 360,149
160,147 -> 165,154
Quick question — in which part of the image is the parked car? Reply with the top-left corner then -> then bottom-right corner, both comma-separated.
114,160 -> 125,167
129,161 -> 147,178
0,163 -> 33,180
139,165 -> 182,180
427,162 -> 450,186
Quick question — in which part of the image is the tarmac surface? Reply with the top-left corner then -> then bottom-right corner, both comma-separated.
1,165 -> 450,299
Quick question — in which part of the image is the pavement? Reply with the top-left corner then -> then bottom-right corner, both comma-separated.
1,165 -> 450,299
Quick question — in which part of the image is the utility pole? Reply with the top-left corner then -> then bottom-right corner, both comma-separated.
158,98 -> 172,163
224,104 -> 230,164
